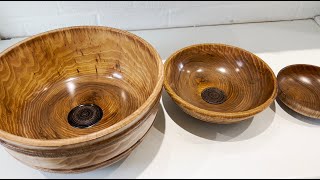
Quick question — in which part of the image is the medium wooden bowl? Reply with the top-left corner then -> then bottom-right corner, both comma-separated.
277,64 -> 320,119
0,26 -> 163,173
164,44 -> 277,124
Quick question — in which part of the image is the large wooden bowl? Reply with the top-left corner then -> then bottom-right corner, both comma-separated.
164,44 -> 277,124
0,26 -> 163,173
277,64 -> 320,119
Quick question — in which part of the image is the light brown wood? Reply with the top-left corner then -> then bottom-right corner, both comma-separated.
3,101 -> 159,173
164,44 -> 277,124
0,26 -> 164,173
277,64 -> 320,119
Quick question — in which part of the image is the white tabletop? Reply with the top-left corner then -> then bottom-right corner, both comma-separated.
1,19 -> 320,179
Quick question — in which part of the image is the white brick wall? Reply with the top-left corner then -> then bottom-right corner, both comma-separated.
0,1 -> 320,38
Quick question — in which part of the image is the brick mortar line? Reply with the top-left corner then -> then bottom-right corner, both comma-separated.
0,18 -> 316,40
129,18 -> 313,32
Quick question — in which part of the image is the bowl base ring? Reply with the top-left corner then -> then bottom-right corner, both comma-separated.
201,87 -> 227,104
68,104 -> 103,128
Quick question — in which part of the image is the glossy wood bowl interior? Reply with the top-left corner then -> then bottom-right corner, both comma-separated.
0,26 -> 163,173
277,64 -> 320,119
164,44 -> 277,124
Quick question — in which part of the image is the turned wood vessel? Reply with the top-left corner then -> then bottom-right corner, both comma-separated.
164,44 -> 277,124
0,26 -> 163,173
277,64 -> 320,119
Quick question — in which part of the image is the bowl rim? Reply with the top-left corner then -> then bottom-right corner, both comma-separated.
0,26 -> 164,147
164,43 -> 278,120
277,63 -> 320,119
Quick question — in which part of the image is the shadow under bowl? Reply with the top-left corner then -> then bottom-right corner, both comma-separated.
0,26 -> 163,173
277,64 -> 320,119
164,43 -> 277,124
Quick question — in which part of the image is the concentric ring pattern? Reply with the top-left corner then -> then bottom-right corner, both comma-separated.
164,44 -> 277,123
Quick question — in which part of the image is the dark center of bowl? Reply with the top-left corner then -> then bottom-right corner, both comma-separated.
201,87 -> 227,104
68,104 -> 103,128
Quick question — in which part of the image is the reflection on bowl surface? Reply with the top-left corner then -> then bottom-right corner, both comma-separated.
277,64 -> 320,119
19,75 -> 143,139
0,26 -> 163,173
164,44 -> 277,124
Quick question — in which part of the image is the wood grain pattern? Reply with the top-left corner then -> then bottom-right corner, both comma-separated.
3,100 -> 159,173
164,44 -> 277,124
0,26 -> 163,173
277,64 -> 320,119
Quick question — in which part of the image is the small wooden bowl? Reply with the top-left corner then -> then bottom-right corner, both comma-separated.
164,44 -> 277,124
0,26 -> 163,173
277,64 -> 320,119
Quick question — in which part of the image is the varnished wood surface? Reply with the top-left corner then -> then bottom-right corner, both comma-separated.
277,64 -> 320,119
0,26 -> 164,172
3,100 -> 159,173
164,44 -> 277,124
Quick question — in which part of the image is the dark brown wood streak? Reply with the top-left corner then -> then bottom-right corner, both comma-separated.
0,26 -> 164,173
164,44 -> 277,124
277,64 -> 320,119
